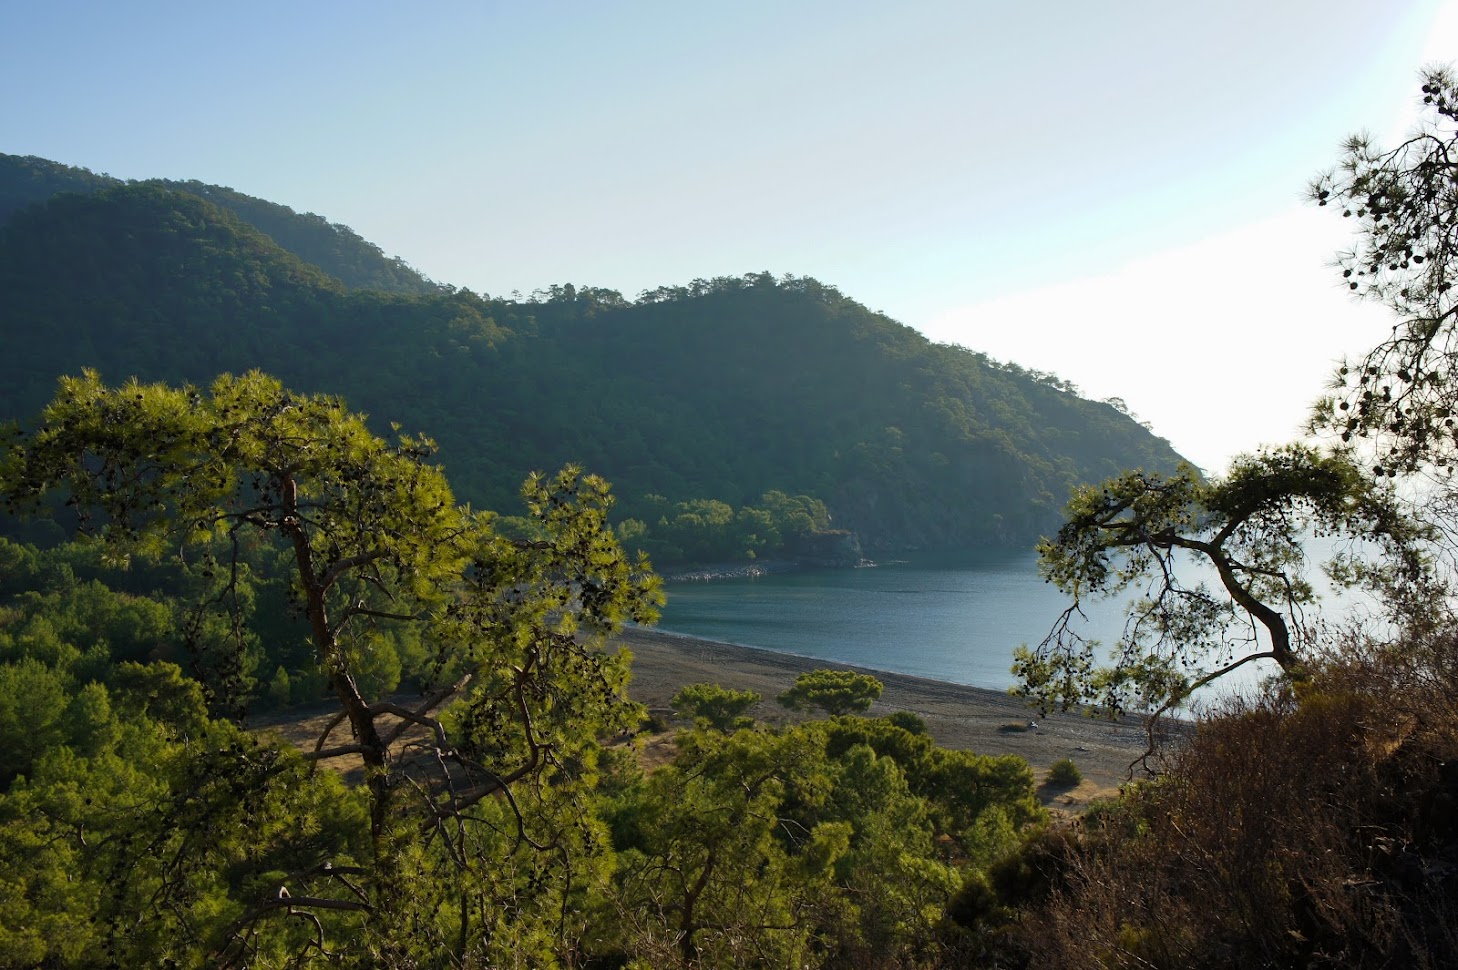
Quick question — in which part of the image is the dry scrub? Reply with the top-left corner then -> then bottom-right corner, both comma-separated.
1007,632 -> 1458,968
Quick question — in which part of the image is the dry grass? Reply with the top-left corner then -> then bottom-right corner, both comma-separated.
1011,631 -> 1458,969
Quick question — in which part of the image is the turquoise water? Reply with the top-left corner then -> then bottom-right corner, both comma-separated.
656,552 -> 1130,691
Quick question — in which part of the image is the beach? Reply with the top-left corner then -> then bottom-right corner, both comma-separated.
614,627 -> 1160,806
254,626 -> 1161,813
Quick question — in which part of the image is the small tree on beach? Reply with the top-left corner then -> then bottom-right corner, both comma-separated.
672,682 -> 761,731
778,669 -> 883,717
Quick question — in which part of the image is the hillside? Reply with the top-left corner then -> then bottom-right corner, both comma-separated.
0,153 -> 439,295
0,163 -> 1187,554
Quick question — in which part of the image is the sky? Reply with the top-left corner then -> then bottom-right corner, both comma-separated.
4,0 -> 1456,473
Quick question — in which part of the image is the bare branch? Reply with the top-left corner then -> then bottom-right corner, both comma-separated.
309,710 -> 349,765
318,548 -> 390,590
305,743 -> 371,762
379,674 -> 472,747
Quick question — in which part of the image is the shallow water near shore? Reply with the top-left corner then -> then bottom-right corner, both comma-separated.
657,542 -> 1376,698
657,551 -> 1128,691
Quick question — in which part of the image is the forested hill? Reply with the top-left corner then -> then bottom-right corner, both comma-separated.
0,153 -> 440,295
0,167 -> 1186,553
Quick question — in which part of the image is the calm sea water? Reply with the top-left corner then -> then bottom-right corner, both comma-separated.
656,552 -> 1129,691
657,545 -> 1373,697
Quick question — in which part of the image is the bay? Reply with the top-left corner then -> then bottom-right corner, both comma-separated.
655,551 -> 1129,691
656,542 -> 1372,699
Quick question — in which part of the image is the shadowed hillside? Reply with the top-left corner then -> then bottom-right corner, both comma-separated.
0,162 -> 1186,553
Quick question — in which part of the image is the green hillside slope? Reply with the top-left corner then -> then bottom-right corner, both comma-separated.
0,171 -> 1186,553
0,153 -> 439,294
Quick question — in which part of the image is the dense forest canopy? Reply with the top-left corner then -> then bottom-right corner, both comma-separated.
0,376 -> 1044,966
0,154 -> 441,295
0,154 -> 1184,558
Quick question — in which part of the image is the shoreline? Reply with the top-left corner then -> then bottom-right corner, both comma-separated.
657,559 -> 802,582
658,558 -> 875,582
612,626 -> 1159,798
251,626 -> 1161,810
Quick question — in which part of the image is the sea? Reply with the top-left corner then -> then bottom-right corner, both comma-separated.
656,551 -> 1122,690
654,550 -> 1314,701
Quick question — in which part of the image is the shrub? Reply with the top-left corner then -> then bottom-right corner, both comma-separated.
1013,636 -> 1458,968
671,683 -> 760,732
777,669 -> 883,716
639,711 -> 670,734
885,710 -> 928,734
1047,758 -> 1081,786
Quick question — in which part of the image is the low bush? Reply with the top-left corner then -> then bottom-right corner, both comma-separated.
1012,631 -> 1458,968
1046,758 -> 1081,786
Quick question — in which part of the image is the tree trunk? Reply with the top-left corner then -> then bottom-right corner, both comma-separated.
1209,552 -> 1298,673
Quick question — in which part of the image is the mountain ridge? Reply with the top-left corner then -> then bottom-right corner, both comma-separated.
0,156 -> 1187,555
0,153 -> 440,295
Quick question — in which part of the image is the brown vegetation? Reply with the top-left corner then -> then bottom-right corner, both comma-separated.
1005,631 -> 1458,968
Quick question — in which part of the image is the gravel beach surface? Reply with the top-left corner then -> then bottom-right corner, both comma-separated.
254,627 -> 1165,813
614,627 -> 1163,804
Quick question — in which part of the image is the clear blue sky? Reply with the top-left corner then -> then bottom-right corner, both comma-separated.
4,0 -> 1454,471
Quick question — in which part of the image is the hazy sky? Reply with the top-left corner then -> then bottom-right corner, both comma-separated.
5,1 -> 1456,472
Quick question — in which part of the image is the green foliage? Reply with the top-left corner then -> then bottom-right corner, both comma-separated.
0,658 -> 70,784
779,668 -> 884,716
0,513 -> 1048,967
110,660 -> 208,733
619,490 -> 835,564
0,153 -> 438,295
670,681 -> 761,731
265,664 -> 292,709
150,177 -> 440,295
0,372 -> 663,964
1047,757 -> 1081,786
0,169 -> 1185,552
886,709 -> 928,734
1016,446 -> 1434,715
609,727 -> 845,966
0,153 -> 116,224
0,656 -> 371,967
605,714 -> 1039,967
1309,69 -> 1458,474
